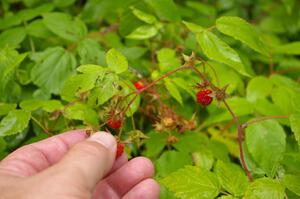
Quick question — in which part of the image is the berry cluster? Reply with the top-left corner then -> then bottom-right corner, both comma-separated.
196,89 -> 213,106
107,118 -> 122,129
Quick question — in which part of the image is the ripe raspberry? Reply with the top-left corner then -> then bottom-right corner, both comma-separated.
107,118 -> 122,129
134,81 -> 145,90
116,143 -> 124,159
196,89 -> 213,106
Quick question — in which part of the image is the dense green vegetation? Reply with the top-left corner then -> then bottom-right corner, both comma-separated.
0,0 -> 300,198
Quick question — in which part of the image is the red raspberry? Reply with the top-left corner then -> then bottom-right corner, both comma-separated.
134,81 -> 145,90
116,143 -> 124,159
196,89 -> 213,106
107,118 -> 122,129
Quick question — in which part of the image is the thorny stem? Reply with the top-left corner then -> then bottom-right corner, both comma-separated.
242,115 -> 289,129
223,100 -> 253,181
119,61 -> 255,180
117,55 -> 284,181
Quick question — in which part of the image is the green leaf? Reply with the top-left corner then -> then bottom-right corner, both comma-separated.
106,48 -> 128,74
53,0 -> 76,8
26,19 -> 54,38
244,178 -> 285,199
192,151 -> 214,170
20,100 -> 63,112
209,140 -> 230,163
87,72 -> 119,106
156,151 -> 193,178
126,25 -> 158,40
118,47 -> 148,61
216,16 -> 268,56
183,21 -> 204,33
30,47 -> 77,94
119,81 -> 140,117
77,38 -> 105,65
164,78 -> 182,105
76,64 -> 105,74
0,110 -> 31,137
270,74 -> 300,92
173,132 -> 209,153
0,48 -> 27,101
204,97 -> 254,126
173,77 -> 195,99
282,0 -> 295,14
0,27 -> 26,48
246,76 -> 273,102
5,127 -> 29,149
283,174 -> 300,196
205,61 -> 244,94
64,103 -> 98,127
0,3 -> 54,30
143,131 -> 167,158
61,68 -> 104,102
131,7 -> 157,24
290,114 -> 300,149
0,137 -> 7,152
145,0 -> 180,22
157,48 -> 181,73
0,103 -> 16,116
0,49 -> 27,78
186,1 -> 216,17
217,196 -> 238,199
196,31 -> 249,76
43,12 -> 87,42
245,120 -> 286,177
161,166 -> 220,199
254,99 -> 285,119
271,86 -> 300,115
273,42 -> 300,55
214,160 -> 249,196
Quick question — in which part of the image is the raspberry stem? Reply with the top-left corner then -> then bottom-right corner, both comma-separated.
223,100 -> 253,181
119,53 -> 285,181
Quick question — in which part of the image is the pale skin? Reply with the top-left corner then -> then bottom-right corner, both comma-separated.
0,130 -> 160,199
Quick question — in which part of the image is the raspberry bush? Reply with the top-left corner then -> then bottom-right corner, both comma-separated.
0,1 -> 300,199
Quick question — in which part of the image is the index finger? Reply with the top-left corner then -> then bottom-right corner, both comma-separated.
0,129 -> 87,177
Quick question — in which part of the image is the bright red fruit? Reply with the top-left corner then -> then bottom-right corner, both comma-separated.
134,81 -> 145,90
107,118 -> 122,129
196,89 -> 213,106
116,143 -> 124,159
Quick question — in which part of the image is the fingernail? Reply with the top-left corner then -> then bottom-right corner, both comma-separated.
88,132 -> 116,149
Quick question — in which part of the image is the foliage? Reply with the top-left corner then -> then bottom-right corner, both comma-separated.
1,0 -> 300,198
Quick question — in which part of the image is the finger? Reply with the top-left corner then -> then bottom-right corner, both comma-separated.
107,153 -> 128,176
93,157 -> 154,198
123,179 -> 160,199
42,132 -> 116,191
0,129 -> 87,177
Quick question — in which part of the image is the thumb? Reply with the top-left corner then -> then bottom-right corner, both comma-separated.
46,132 -> 116,190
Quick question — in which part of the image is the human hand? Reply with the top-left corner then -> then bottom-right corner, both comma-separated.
0,130 -> 160,199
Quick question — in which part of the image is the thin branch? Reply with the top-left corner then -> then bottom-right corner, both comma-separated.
242,115 -> 289,129
120,65 -> 194,116
223,100 -> 253,181
137,65 -> 193,94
